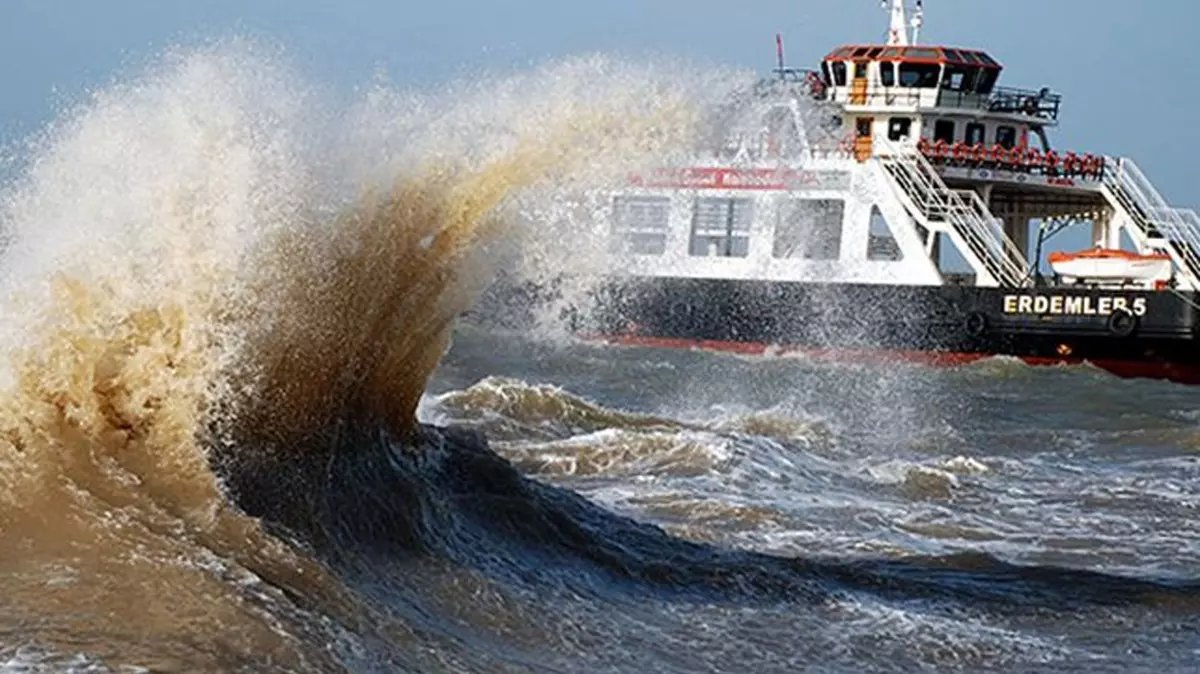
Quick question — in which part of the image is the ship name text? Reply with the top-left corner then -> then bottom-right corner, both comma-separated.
1001,294 -> 1147,317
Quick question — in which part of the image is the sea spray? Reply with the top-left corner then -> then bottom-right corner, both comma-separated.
0,37 -> 750,668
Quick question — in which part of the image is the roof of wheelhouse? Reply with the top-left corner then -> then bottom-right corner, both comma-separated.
823,44 -> 1001,69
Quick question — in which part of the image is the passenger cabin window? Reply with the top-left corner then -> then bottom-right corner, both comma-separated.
995,125 -> 1017,149
965,123 -> 986,146
898,62 -> 940,88
690,198 -> 752,258
867,205 -> 903,261
774,199 -> 844,261
879,62 -> 895,87
610,196 -> 670,255
831,61 -> 847,86
887,117 -> 912,141
933,119 -> 955,144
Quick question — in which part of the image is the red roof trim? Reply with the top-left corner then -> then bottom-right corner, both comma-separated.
823,44 -> 1003,69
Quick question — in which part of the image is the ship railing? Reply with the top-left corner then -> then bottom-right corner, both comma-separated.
917,139 -> 1107,182
1104,157 -> 1200,284
823,85 -> 1061,122
985,86 -> 1062,121
875,137 -> 1028,287
756,68 -> 828,101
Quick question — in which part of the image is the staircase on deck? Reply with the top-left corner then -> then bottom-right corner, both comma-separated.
874,139 -> 1029,288
1100,158 -> 1200,290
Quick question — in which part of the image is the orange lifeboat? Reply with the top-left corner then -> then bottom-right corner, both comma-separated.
1048,247 -> 1172,283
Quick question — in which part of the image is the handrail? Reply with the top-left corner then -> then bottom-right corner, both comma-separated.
875,137 -> 1027,287
917,139 -> 1107,182
1103,157 -> 1200,286
820,86 -> 1061,121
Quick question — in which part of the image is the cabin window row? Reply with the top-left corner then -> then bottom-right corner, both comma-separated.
927,119 -> 1018,148
879,117 -> 1020,148
611,196 -> 899,262
824,61 -> 999,94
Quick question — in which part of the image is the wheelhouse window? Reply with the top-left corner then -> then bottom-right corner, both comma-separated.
610,196 -> 670,255
933,119 -> 955,144
976,69 -> 999,94
898,62 -> 940,88
995,125 -> 1017,149
941,66 -> 979,92
887,117 -> 912,141
965,122 -> 986,146
879,62 -> 895,87
853,61 -> 868,78
831,61 -> 847,86
690,197 -> 752,258
774,199 -> 844,261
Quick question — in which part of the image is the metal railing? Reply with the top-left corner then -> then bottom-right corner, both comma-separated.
986,86 -> 1062,121
1103,158 -> 1200,286
815,83 -> 1061,121
917,140 -> 1108,182
874,138 -> 1028,287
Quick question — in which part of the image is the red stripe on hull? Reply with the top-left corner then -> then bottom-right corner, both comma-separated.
580,333 -> 1200,385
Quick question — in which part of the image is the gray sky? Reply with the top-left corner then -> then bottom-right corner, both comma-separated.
1,0 -> 1195,209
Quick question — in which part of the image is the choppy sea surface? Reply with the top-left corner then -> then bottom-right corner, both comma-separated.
1,36 -> 1199,674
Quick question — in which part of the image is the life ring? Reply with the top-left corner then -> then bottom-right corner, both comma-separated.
1106,308 -> 1138,338
952,142 -> 968,162
1043,150 -> 1059,173
1081,154 -> 1096,177
964,311 -> 988,337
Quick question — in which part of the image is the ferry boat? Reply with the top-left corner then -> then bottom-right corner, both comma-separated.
475,0 -> 1200,385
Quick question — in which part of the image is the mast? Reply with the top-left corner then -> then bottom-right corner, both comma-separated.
883,0 -> 925,45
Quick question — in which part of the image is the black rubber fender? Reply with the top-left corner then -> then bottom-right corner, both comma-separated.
964,311 -> 988,337
1106,308 -> 1138,338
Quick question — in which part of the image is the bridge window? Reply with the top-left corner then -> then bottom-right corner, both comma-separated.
774,199 -> 844,260
854,61 -> 868,78
933,119 -> 955,144
887,117 -> 912,141
941,66 -> 979,92
610,196 -> 670,255
965,122 -> 986,146
690,197 -> 752,258
831,61 -> 847,86
898,62 -> 940,88
880,62 -> 895,87
995,125 -> 1017,149
976,69 -> 999,95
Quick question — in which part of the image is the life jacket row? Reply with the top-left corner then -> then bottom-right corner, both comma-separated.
915,138 -> 1106,179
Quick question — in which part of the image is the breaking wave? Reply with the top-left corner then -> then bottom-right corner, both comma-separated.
1,36 -> 1198,673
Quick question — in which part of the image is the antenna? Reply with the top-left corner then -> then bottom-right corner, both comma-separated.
883,0 -> 909,46
911,0 -> 925,44
776,32 -> 785,71
882,0 -> 925,45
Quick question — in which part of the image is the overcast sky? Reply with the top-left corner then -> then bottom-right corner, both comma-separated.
2,0 -> 1194,205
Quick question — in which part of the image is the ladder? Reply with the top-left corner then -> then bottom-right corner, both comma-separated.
874,139 -> 1028,287
1101,158 -> 1200,290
